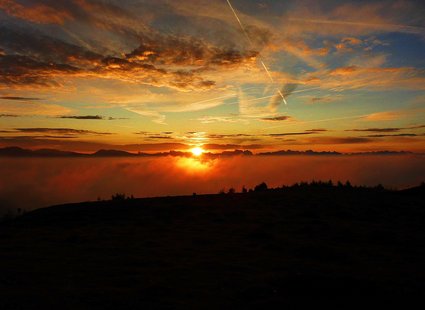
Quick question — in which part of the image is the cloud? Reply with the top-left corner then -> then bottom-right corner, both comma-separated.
0,0 -> 73,25
0,101 -> 72,116
207,134 -> 253,139
348,128 -> 403,133
305,137 -> 373,144
0,54 -> 80,87
58,115 -> 104,120
267,132 -> 317,137
0,23 -> 259,91
0,96 -> 41,101
268,84 -> 298,112
126,32 -> 258,68
365,134 -> 418,138
306,95 -> 343,104
306,129 -> 328,132
347,125 -> 425,135
260,115 -> 292,121
303,66 -> 425,92
197,115 -> 248,124
14,128 -> 113,136
133,131 -> 177,141
362,111 -> 413,122
0,114 -> 18,118
204,143 -> 264,150
364,112 -> 398,121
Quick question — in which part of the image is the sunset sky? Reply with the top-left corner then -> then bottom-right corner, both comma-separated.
1,0 -> 424,153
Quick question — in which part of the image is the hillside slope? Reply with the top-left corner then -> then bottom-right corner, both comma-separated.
1,186 -> 424,308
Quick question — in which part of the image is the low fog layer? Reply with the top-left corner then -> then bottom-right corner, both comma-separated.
1,155 -> 424,214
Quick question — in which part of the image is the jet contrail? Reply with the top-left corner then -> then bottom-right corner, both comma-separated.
189,86 -> 320,111
226,0 -> 287,104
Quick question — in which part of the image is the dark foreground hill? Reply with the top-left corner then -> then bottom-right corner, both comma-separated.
1,185 -> 424,308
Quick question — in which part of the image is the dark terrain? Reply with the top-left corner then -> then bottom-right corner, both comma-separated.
1,184 -> 424,308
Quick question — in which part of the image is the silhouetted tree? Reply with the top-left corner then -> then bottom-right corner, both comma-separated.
254,182 -> 268,192
228,188 -> 236,194
242,186 -> 248,194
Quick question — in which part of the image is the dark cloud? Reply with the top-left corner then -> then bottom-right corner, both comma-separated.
0,96 -> 41,101
348,127 -> 402,133
309,97 -> 336,104
306,137 -> 373,144
0,0 -> 136,27
306,128 -> 328,132
58,115 -> 104,120
260,115 -> 291,121
267,132 -> 316,137
144,135 -> 175,140
0,54 -> 80,87
0,114 -> 18,117
15,128 -> 113,135
348,125 -> 425,133
365,133 -> 418,138
107,117 -> 129,120
204,143 -> 264,150
207,134 -> 253,139
126,33 -> 258,67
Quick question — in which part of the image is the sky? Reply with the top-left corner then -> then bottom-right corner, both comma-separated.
1,0 -> 425,153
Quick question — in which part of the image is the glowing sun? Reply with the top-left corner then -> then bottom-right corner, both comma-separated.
191,146 -> 204,157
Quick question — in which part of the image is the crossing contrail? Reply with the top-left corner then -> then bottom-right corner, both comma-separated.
226,0 -> 287,105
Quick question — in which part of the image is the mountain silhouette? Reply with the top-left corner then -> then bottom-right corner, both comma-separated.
0,146 -> 417,158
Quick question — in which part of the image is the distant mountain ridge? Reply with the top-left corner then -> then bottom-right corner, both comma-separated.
0,146 -> 416,157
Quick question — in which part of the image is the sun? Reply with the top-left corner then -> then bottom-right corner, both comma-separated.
191,146 -> 204,157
